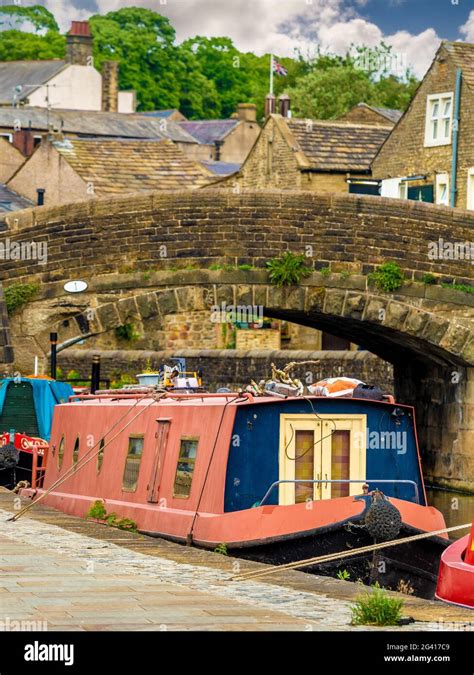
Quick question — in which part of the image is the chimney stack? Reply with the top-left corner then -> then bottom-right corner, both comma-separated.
265,94 -> 276,118
101,61 -> 119,112
278,94 -> 291,118
12,126 -> 35,157
66,21 -> 93,66
236,103 -> 257,123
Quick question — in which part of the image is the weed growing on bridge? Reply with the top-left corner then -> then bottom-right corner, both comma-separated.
115,323 -> 140,342
4,283 -> 39,315
422,273 -> 437,285
267,251 -> 312,287
441,282 -> 474,294
369,262 -> 404,293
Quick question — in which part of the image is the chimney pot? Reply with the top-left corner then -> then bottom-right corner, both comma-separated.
278,94 -> 291,118
66,20 -> 93,66
265,94 -> 276,118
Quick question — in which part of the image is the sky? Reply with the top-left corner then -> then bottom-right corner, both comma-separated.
12,0 -> 474,78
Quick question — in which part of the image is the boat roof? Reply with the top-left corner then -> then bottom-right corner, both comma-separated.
62,391 -> 412,411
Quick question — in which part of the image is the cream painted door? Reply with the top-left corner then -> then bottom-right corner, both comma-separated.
279,414 -> 366,505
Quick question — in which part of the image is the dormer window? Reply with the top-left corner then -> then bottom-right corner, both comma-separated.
425,93 -> 453,147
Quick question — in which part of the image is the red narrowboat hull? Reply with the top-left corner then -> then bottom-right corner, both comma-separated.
436,524 -> 474,609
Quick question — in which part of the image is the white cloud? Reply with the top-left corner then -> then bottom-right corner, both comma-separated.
41,0 -> 442,78
460,10 -> 474,42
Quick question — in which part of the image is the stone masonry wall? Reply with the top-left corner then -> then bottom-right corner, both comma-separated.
372,45 -> 474,209
58,348 -> 394,392
1,190 -> 474,288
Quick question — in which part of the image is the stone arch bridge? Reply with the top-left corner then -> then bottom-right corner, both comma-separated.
0,190 -> 473,489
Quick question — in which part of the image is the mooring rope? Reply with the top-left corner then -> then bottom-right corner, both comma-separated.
231,522 -> 472,582
7,391 -> 166,522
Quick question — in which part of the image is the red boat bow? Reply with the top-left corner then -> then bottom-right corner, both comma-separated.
436,522 -> 474,609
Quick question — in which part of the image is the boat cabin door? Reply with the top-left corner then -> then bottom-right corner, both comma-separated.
147,418 -> 171,503
279,414 -> 366,505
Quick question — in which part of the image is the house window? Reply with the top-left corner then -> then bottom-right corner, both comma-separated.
72,437 -> 80,468
467,169 -> 474,211
398,182 -> 408,200
173,437 -> 199,499
435,173 -> 450,206
58,435 -> 65,469
0,133 -> 12,143
425,93 -> 453,147
122,435 -> 144,491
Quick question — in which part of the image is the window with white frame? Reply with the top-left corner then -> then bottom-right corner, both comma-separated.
435,173 -> 450,206
467,168 -> 474,211
425,93 -> 453,147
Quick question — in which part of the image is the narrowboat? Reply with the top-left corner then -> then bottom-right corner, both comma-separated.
0,377 -> 73,488
21,388 -> 449,598
436,521 -> 474,608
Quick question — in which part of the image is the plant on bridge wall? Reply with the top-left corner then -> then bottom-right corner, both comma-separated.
441,282 -> 474,294
369,262 -> 404,293
115,323 -> 140,342
266,252 -> 312,287
422,273 -> 437,285
4,283 -> 39,315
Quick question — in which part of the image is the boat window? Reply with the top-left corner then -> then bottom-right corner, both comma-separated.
173,437 -> 199,499
97,438 -> 105,473
58,435 -> 65,469
331,430 -> 351,498
72,437 -> 80,468
122,435 -> 144,491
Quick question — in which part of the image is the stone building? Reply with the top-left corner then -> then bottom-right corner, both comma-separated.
7,137 -> 215,206
372,41 -> 474,209
0,21 -> 135,113
0,137 -> 25,183
339,102 -> 402,127
177,104 -> 261,165
225,114 -> 391,195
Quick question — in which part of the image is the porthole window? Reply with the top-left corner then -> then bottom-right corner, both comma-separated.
97,438 -> 105,473
58,436 -> 65,469
72,437 -> 80,468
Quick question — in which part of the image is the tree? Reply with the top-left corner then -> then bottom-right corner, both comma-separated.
0,4 -> 64,61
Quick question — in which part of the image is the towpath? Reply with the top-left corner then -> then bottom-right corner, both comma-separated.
0,489 -> 472,632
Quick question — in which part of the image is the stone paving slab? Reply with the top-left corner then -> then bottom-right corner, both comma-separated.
0,489 -> 473,631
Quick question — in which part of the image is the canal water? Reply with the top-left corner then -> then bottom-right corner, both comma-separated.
426,487 -> 474,539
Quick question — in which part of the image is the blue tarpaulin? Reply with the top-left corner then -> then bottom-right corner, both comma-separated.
0,378 -> 74,441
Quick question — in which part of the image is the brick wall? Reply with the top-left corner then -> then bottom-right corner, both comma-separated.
235,329 -> 281,350
58,348 -> 394,391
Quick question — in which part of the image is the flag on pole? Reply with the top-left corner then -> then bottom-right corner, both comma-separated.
272,57 -> 288,77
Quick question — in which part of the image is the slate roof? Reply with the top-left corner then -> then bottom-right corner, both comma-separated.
0,60 -> 67,105
141,110 -> 181,118
0,107 -> 197,144
179,119 -> 240,145
0,184 -> 34,212
201,160 -> 241,176
52,138 -> 215,194
369,106 -> 403,124
285,118 -> 392,172
443,41 -> 474,89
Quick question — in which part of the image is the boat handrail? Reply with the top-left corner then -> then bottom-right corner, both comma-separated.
258,479 -> 420,506
68,391 -> 254,402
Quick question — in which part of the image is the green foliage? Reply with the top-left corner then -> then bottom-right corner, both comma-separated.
288,45 -> 418,119
4,283 -> 39,315
66,369 -> 88,387
340,270 -> 351,280
115,323 -> 139,342
1,6 -> 419,120
336,569 -> 351,581
350,583 -> 404,626
441,282 -> 474,294
110,373 -> 136,389
214,543 -> 228,556
369,262 -> 404,292
422,273 -> 437,285
320,267 -> 331,277
86,500 -> 107,520
267,252 -> 312,287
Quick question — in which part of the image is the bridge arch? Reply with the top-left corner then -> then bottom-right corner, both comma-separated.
1,189 -> 473,489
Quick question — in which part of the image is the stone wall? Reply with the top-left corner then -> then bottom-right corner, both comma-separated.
2,190 -> 474,288
58,348 -> 394,392
372,44 -> 474,209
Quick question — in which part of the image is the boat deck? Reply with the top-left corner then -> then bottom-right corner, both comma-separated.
0,488 -> 472,631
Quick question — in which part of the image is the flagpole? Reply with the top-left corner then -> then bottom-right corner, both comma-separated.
269,53 -> 274,96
